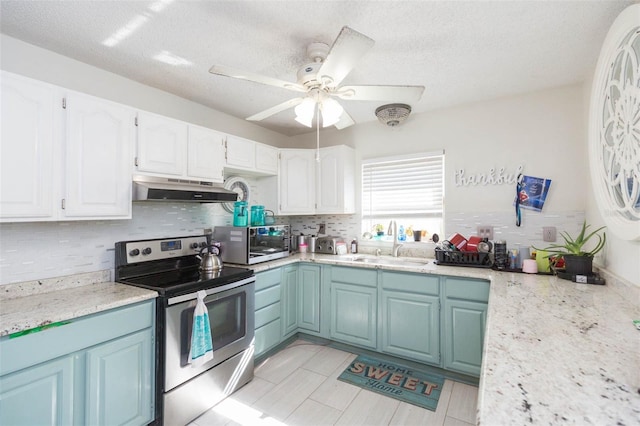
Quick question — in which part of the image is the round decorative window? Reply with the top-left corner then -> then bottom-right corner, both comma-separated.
589,4 -> 640,240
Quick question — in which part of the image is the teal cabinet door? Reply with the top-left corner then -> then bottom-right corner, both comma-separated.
381,290 -> 440,365
255,318 -> 282,357
0,356 -> 74,426
443,299 -> 487,376
281,265 -> 299,337
330,282 -> 377,349
298,264 -> 321,332
255,268 -> 283,357
85,329 -> 153,426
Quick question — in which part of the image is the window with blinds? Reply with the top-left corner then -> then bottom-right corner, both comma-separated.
361,152 -> 444,239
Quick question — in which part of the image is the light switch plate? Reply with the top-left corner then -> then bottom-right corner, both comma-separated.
543,226 -> 557,242
318,223 -> 326,234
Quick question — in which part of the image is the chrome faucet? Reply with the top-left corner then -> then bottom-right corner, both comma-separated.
389,220 -> 403,257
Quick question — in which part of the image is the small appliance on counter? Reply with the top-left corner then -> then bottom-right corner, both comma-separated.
315,236 -> 345,254
214,225 -> 290,265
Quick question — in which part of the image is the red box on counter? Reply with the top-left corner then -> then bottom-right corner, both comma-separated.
447,233 -> 468,251
466,236 -> 483,252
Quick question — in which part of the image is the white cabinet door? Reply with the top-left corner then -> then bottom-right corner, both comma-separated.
0,72 -> 58,221
63,92 -> 134,218
278,149 -> 316,214
255,143 -> 278,174
316,145 -> 355,214
188,125 -> 225,182
225,135 -> 255,170
136,111 -> 187,176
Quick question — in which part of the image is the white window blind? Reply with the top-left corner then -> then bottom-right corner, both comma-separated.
362,152 -> 444,221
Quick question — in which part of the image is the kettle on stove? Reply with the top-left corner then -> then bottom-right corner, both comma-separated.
197,244 -> 223,272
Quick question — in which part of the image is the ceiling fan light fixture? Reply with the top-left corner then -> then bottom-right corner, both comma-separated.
321,98 -> 344,127
375,103 -> 412,127
294,97 -> 316,127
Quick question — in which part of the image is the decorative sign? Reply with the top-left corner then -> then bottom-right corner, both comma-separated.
454,165 -> 524,186
515,175 -> 552,212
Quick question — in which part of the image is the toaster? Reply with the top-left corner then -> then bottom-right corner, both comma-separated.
315,236 -> 345,254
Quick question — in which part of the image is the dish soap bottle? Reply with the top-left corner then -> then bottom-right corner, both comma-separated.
350,238 -> 358,254
398,225 -> 406,242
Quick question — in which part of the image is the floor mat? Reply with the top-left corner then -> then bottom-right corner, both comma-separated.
338,354 -> 445,411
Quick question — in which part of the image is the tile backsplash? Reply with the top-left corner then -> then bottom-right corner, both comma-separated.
0,202 -> 230,284
0,201 -> 586,285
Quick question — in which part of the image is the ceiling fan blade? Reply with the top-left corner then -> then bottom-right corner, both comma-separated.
209,65 -> 306,93
318,26 -> 375,87
246,98 -> 305,121
334,110 -> 355,130
334,85 -> 425,102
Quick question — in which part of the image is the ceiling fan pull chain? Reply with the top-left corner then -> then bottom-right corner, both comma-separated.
316,105 -> 321,162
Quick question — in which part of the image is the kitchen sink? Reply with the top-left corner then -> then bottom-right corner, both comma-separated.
333,254 -> 430,268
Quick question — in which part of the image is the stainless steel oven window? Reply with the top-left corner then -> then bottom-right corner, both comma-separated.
180,292 -> 247,366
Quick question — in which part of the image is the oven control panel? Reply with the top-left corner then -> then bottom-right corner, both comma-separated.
124,236 -> 208,263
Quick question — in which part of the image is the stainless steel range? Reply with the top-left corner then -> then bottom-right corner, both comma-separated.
115,235 -> 255,426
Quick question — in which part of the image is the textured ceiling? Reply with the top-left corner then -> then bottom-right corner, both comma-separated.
0,0 -> 634,136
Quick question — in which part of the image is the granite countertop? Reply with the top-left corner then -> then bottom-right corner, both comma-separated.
0,270 -> 158,337
2,255 -> 637,423
245,252 -> 640,425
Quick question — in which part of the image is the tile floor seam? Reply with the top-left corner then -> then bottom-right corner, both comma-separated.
269,366 -> 328,422
284,397 -> 345,425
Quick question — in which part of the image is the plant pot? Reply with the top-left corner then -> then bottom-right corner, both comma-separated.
563,255 -> 593,276
376,231 -> 384,236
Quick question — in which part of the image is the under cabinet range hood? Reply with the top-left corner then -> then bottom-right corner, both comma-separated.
132,176 -> 238,203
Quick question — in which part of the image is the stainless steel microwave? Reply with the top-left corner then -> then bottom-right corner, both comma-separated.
214,225 -> 290,265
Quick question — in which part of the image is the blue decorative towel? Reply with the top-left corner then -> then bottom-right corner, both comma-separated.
189,290 -> 213,366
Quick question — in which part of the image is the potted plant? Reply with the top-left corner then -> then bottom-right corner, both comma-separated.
534,221 -> 606,276
374,224 -> 385,236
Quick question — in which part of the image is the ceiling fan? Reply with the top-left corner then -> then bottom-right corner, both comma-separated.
209,26 -> 425,129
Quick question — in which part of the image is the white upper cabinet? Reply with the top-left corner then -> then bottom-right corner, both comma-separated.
136,113 -> 226,183
277,146 -> 356,215
1,72 -> 57,220
188,125 -> 225,183
225,134 -> 255,170
63,92 -> 134,219
1,72 -> 134,222
255,143 -> 279,175
278,149 -> 316,215
316,145 -> 355,214
136,111 -> 187,176
224,134 -> 278,176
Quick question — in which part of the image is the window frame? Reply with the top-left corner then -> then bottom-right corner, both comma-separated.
361,150 -> 445,241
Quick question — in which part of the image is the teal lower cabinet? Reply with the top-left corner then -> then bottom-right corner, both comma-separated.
0,356 -> 74,426
381,271 -> 440,365
254,268 -> 282,357
442,277 -> 490,376
85,329 -> 153,426
0,299 -> 156,426
329,266 -> 378,349
281,265 -> 299,338
298,264 -> 321,332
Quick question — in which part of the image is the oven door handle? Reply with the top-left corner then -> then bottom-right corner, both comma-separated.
167,276 -> 255,305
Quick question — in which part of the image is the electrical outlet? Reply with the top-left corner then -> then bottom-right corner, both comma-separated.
318,223 -> 326,234
543,226 -> 557,242
477,225 -> 494,240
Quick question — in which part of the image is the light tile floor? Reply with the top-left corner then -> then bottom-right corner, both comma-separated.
190,340 -> 478,426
